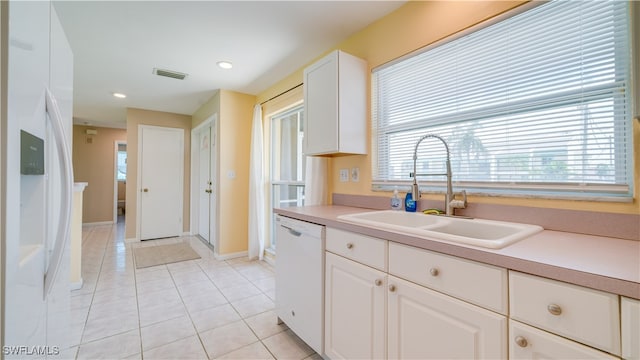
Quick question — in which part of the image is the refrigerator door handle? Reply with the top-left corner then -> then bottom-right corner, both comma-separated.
43,88 -> 73,299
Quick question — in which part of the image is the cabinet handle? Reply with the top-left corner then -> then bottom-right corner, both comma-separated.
388,284 -> 396,292
375,279 -> 383,286
346,243 -> 354,249
142,188 -> 149,192
547,303 -> 562,316
514,336 -> 528,348
291,310 -> 295,317
281,226 -> 302,237
429,268 -> 439,276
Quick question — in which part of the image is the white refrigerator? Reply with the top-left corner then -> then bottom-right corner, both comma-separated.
2,0 -> 74,358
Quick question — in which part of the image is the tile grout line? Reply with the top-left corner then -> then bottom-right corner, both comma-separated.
73,225 -> 117,359
131,240 -> 145,360
201,258 -> 280,359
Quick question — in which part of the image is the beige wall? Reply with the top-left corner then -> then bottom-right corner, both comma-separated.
125,108 -> 192,240
191,90 -> 255,256
256,0 -> 639,216
218,90 -> 255,254
192,89 -> 220,129
72,125 -> 126,223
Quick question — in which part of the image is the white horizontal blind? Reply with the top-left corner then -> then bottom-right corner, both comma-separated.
372,1 -> 632,199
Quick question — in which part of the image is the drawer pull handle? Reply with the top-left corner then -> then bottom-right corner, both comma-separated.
429,268 -> 439,276
388,284 -> 396,292
515,336 -> 528,348
346,243 -> 354,249
375,279 -> 383,286
547,303 -> 562,316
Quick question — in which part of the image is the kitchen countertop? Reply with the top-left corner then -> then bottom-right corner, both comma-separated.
275,205 -> 640,300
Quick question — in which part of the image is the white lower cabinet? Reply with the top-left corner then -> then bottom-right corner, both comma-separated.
622,297 -> 640,360
509,320 -> 618,359
324,252 -> 386,360
325,228 -> 507,360
388,275 -> 507,359
322,227 -> 633,360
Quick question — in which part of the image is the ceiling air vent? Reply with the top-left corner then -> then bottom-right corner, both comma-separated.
152,68 -> 188,80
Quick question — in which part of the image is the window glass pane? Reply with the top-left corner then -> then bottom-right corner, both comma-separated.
372,0 -> 632,199
270,105 -> 305,249
117,150 -> 127,181
272,109 -> 305,182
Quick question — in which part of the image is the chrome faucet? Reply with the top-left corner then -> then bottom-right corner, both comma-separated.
411,134 -> 467,216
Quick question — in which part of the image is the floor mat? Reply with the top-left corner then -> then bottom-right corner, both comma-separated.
133,242 -> 201,268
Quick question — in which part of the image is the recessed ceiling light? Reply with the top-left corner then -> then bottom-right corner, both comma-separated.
112,92 -> 127,98
217,61 -> 233,70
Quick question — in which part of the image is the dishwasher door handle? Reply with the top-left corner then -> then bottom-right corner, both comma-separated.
281,225 -> 302,237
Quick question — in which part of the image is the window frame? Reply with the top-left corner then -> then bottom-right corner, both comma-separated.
370,0 -> 635,202
268,104 -> 305,250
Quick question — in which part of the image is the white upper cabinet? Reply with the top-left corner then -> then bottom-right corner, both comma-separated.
303,50 -> 367,156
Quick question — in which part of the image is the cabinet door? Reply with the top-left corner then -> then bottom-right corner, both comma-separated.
510,320 -> 618,360
325,252 -> 386,360
622,297 -> 640,360
388,275 -> 507,359
304,52 -> 338,155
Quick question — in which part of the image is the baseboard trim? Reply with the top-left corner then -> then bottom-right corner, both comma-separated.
214,251 -> 248,261
263,255 -> 276,267
125,237 -> 139,243
82,221 -> 114,226
70,278 -> 84,291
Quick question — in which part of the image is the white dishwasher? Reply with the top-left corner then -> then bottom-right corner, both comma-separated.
275,215 -> 325,354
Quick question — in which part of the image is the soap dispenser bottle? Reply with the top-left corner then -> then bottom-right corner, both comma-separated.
405,192 -> 417,212
390,188 -> 402,210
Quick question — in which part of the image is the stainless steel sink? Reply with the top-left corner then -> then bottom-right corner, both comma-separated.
337,210 -> 543,249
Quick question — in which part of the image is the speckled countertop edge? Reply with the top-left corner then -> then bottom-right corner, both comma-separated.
275,205 -> 640,300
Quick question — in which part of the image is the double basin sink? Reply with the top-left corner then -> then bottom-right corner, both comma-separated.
337,210 -> 543,249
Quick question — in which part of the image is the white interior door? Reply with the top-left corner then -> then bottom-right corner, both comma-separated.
192,118 -> 217,248
198,126 -> 211,241
139,125 -> 183,240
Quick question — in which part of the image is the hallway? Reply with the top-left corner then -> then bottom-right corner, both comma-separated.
69,222 -> 318,359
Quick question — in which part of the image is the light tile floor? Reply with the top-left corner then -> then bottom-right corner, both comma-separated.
68,222 -> 320,360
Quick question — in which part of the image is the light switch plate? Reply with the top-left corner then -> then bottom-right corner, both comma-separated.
339,169 -> 349,182
351,167 -> 360,182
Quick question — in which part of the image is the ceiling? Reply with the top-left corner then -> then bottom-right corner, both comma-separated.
53,1 -> 405,129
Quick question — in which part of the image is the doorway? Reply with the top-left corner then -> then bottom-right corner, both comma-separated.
190,115 -> 218,251
114,141 -> 127,224
137,125 -> 184,240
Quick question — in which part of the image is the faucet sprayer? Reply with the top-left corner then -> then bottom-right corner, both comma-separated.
411,134 -> 467,216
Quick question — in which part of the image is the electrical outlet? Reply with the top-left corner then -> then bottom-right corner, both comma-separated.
351,167 -> 360,182
339,169 -> 349,182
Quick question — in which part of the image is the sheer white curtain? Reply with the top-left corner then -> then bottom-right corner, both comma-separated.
304,156 -> 328,205
248,105 -> 266,260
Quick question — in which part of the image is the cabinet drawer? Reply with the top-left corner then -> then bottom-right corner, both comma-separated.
509,320 -> 618,359
389,242 -> 507,314
509,271 -> 620,356
326,228 -> 387,271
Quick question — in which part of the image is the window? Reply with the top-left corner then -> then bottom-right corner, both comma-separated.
372,1 -> 633,200
270,105 -> 305,248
